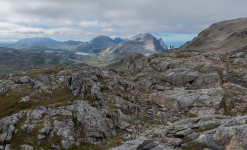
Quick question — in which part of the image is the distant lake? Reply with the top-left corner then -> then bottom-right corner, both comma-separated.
76,52 -> 95,56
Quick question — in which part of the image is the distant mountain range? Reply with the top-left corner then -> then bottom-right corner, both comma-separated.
0,37 -> 62,49
0,36 -> 124,53
0,34 -> 169,71
100,33 -> 168,61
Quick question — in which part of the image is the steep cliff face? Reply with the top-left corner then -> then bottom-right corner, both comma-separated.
159,38 -> 168,50
180,18 -> 247,53
100,34 -> 167,61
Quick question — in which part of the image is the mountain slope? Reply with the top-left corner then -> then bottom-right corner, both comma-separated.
76,35 -> 124,53
158,38 -> 168,50
180,18 -> 247,53
0,47 -> 73,74
100,33 -> 167,61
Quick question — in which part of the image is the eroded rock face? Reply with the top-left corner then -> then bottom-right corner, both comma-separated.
30,75 -> 49,89
73,100 -> 114,141
115,115 -> 247,150
0,111 -> 26,148
165,69 -> 199,87
0,100 -> 116,149
17,76 -> 30,84
0,80 -> 16,93
192,73 -> 221,89
110,136 -> 175,150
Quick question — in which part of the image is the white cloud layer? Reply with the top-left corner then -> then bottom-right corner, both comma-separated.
0,0 -> 246,41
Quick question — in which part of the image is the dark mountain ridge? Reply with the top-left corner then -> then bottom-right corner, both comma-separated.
76,35 -> 124,53
0,47 -> 73,74
0,37 -> 62,49
0,36 -> 124,54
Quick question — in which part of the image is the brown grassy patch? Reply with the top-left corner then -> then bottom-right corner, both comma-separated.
0,85 -> 79,119
68,135 -> 122,150
11,118 -> 44,149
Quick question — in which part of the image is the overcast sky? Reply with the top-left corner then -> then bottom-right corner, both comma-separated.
0,0 -> 246,42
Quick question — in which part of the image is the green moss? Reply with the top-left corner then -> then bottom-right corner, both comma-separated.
145,120 -> 159,125
102,85 -> 109,92
73,118 -> 86,138
0,85 -> 79,119
0,84 -> 31,119
146,100 -> 161,108
181,143 -> 208,150
106,103 -> 115,109
56,115 -> 73,121
184,110 -> 198,118
11,121 -> 44,149
193,125 -> 220,133
140,114 -> 160,125
69,142 -> 102,150
41,134 -> 62,149
134,75 -> 147,82
112,70 -> 118,74
68,135 -> 122,150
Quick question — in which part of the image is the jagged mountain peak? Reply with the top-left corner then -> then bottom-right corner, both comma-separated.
100,33 -> 167,61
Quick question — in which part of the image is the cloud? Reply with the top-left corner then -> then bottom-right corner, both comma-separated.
0,0 -> 246,41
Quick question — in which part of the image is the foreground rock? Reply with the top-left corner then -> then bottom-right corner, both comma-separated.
114,115 -> 247,150
1,46 -> 247,149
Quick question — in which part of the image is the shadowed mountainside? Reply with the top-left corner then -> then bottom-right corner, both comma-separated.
0,47 -> 73,74
76,35 -> 124,53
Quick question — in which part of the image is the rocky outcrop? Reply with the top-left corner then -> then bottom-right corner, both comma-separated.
114,114 -> 247,150
165,68 -> 199,86
16,76 -> 30,84
0,80 -> 16,93
0,111 -> 26,148
110,136 -> 174,150
0,100 -> 115,149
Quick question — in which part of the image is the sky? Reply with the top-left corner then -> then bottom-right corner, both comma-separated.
0,0 -> 246,43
